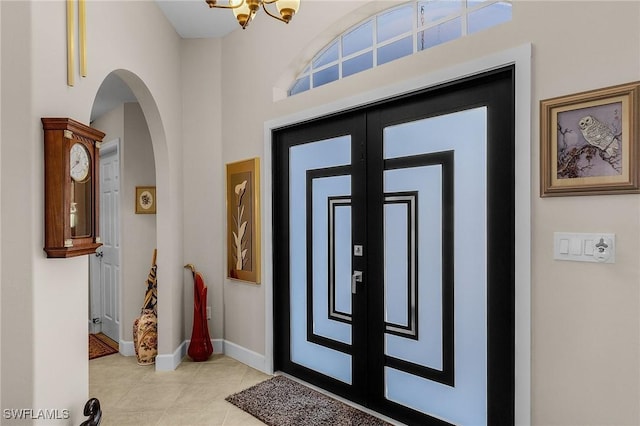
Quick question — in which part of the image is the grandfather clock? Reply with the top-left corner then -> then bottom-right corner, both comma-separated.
42,118 -> 104,258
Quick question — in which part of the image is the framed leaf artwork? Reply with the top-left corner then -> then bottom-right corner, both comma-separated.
226,158 -> 260,284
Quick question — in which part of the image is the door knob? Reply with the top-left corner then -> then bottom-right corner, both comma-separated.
351,270 -> 363,294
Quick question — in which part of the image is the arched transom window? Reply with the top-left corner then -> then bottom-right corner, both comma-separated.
289,0 -> 512,96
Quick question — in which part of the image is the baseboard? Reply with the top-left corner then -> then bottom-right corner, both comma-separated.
223,339 -> 267,373
182,339 -> 225,355
118,339 -> 221,357
155,340 -> 188,371
155,339 -> 225,371
212,338 -> 224,354
119,338 -> 252,372
119,340 -> 135,357
88,321 -> 100,335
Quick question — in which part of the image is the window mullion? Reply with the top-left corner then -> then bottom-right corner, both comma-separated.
377,31 -> 414,49
413,0 -> 418,54
339,36 -> 343,79
374,14 -> 379,66
342,47 -> 373,63
462,0 -> 469,36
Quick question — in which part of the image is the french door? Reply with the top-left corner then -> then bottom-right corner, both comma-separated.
273,68 -> 515,425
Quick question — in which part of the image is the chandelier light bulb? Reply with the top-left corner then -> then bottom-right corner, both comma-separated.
276,0 -> 300,23
231,0 -> 252,27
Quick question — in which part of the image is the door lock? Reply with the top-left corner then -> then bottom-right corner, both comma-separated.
351,270 -> 363,294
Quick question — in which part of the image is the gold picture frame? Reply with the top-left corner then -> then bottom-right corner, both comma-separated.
226,158 -> 260,284
541,81 -> 640,197
135,186 -> 156,214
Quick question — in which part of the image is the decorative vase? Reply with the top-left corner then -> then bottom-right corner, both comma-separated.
133,250 -> 158,365
186,267 -> 213,362
133,308 -> 157,365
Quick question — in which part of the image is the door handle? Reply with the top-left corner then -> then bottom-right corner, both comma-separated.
351,270 -> 363,294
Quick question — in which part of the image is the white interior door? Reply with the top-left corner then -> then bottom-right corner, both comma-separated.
89,139 -> 121,343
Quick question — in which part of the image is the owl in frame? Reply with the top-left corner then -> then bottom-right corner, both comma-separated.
578,115 -> 619,157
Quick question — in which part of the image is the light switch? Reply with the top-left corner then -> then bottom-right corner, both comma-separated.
559,239 -> 569,254
569,238 -> 582,255
554,232 -> 615,263
584,240 -> 594,256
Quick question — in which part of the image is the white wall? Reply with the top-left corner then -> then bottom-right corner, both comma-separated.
1,0 -> 184,423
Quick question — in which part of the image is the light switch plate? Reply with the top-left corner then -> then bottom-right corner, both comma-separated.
553,232 -> 615,263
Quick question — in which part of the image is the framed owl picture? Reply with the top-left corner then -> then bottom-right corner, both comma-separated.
541,81 -> 640,196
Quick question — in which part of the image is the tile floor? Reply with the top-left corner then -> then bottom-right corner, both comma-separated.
89,354 -> 271,425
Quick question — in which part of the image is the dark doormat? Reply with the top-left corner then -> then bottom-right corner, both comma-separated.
225,375 -> 394,426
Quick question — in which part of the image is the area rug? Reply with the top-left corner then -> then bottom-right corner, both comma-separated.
88,333 -> 118,360
225,375 -> 393,426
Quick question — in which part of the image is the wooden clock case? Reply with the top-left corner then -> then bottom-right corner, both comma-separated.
42,117 -> 104,258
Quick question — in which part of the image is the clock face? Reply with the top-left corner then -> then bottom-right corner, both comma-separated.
139,190 -> 154,210
70,143 -> 90,182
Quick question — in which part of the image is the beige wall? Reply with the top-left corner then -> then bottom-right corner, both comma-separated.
210,1 -> 640,424
0,0 -> 3,409
122,102 -> 157,341
92,102 -> 157,345
1,1 -> 36,420
181,38 -> 224,343
1,0 -> 639,424
1,0 -> 183,423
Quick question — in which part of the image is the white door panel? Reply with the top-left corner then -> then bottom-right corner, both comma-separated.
89,139 -> 120,343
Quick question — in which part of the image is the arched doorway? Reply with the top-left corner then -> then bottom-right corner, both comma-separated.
89,69 -> 169,364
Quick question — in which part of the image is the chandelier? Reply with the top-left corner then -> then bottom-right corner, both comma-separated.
205,0 -> 300,29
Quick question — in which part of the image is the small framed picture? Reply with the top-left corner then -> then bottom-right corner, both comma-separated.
540,81 -> 640,197
135,186 -> 156,214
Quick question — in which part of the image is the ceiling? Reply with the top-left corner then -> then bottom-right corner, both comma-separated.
90,74 -> 138,122
155,0 -> 240,39
91,1 -> 237,122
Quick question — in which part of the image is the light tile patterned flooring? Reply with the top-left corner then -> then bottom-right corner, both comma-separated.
89,354 -> 270,425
